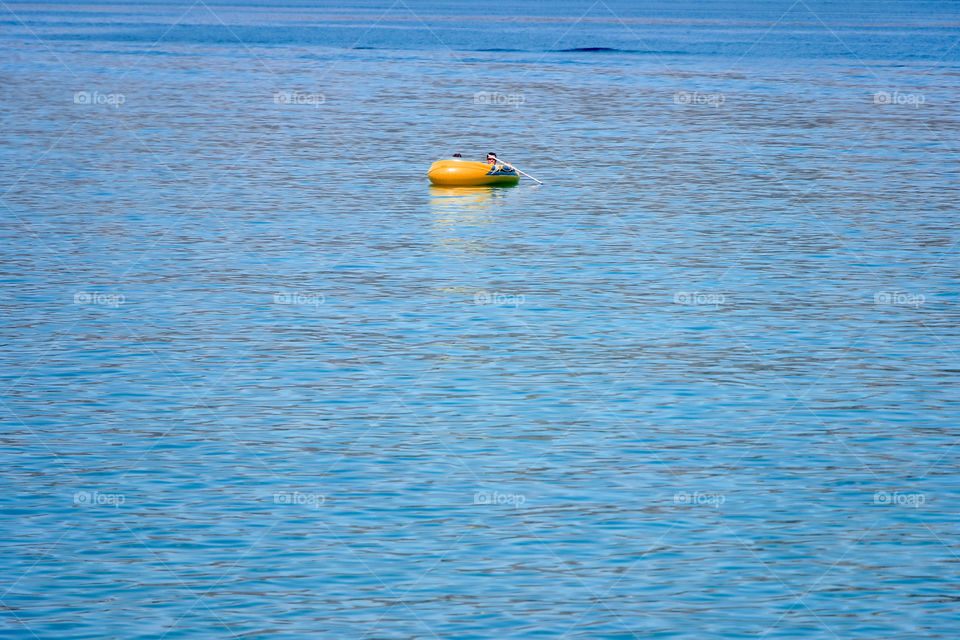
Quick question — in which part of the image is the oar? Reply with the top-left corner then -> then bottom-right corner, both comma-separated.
491,158 -> 543,185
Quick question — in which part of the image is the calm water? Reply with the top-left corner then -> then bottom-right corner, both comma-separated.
1,1 -> 959,638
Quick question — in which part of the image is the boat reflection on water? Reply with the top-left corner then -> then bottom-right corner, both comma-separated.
427,186 -> 512,365
428,185 -> 512,255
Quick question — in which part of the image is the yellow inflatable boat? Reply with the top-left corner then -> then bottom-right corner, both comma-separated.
427,159 -> 519,186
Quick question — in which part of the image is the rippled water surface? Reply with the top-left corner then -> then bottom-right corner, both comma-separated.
2,1 -> 959,638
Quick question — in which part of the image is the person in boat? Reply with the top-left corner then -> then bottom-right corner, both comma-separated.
486,152 -> 515,173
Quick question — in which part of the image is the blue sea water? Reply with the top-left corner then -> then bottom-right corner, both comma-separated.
1,1 -> 959,638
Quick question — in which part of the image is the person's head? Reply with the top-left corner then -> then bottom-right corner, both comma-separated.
453,153 -> 462,158
486,152 -> 497,164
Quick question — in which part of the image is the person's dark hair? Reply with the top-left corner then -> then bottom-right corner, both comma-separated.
453,153 -> 462,157
487,152 -> 496,157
